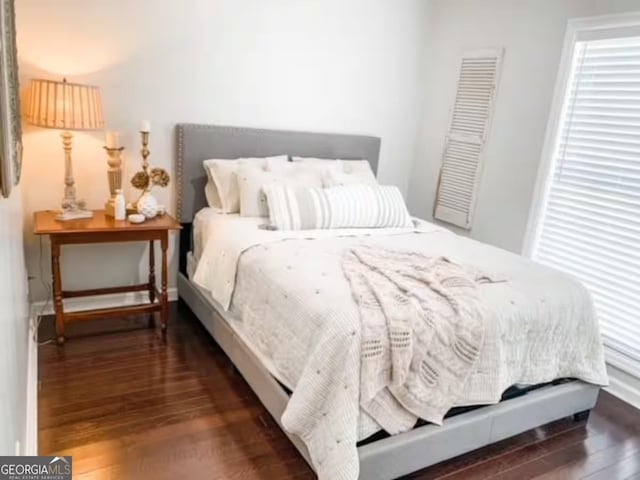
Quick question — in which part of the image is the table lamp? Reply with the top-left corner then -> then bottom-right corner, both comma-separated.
24,78 -> 104,220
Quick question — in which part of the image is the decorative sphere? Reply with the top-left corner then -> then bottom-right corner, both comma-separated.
137,192 -> 158,219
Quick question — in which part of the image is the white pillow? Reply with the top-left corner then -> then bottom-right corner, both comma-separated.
203,155 -> 287,213
263,184 -> 412,230
204,171 -> 222,209
290,157 -> 377,187
323,160 -> 377,187
237,163 -> 323,217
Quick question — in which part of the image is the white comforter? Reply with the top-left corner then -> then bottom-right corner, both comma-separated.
191,209 -> 608,480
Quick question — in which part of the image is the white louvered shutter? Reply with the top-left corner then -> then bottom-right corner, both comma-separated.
531,35 -> 640,363
434,49 -> 503,229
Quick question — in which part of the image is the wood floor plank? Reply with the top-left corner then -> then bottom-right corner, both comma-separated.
490,429 -> 626,479
38,301 -> 640,480
581,451 -> 640,480
533,440 -> 640,480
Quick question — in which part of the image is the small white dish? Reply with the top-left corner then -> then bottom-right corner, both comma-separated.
128,213 -> 145,224
157,204 -> 166,215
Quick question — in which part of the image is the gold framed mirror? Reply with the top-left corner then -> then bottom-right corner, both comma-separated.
0,0 -> 21,198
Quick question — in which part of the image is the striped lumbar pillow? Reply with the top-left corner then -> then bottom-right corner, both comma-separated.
262,184 -> 413,230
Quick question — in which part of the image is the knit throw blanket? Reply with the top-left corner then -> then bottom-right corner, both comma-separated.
343,246 -> 488,431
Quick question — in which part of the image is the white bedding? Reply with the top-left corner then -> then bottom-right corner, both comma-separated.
192,209 -> 444,310
190,209 -> 608,480
190,209 -> 437,438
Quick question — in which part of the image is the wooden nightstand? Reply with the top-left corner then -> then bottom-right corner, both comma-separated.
33,210 -> 182,344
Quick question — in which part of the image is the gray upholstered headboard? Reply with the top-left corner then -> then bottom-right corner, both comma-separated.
175,123 -> 381,223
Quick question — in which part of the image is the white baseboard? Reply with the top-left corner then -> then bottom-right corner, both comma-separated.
25,321 -> 38,456
606,364 -> 640,411
603,348 -> 640,411
30,287 -> 178,318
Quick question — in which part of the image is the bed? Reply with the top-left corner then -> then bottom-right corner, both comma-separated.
175,123 -> 607,480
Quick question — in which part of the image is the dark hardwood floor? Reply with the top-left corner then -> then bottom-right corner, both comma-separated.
38,302 -> 640,480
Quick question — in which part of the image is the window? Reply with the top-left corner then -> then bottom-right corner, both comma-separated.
528,16 -> 640,369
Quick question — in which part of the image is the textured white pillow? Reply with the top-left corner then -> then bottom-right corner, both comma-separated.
203,155 -> 287,213
237,163 -> 323,217
290,157 -> 377,187
323,160 -> 377,187
205,161 -> 240,212
204,169 -> 222,209
263,184 -> 412,230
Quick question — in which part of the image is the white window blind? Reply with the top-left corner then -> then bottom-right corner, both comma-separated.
531,35 -> 640,363
434,49 -> 503,229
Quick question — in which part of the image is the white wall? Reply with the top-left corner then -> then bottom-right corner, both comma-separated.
16,0 -> 430,301
407,0 -> 640,253
0,187 -> 29,455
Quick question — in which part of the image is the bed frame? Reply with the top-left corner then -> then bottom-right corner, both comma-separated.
175,123 -> 600,479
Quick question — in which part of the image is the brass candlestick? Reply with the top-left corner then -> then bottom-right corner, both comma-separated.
135,131 -> 151,204
104,146 -> 125,217
130,128 -> 169,213
140,131 -> 150,177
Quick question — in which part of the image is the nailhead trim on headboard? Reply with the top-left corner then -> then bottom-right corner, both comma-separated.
175,123 -> 381,223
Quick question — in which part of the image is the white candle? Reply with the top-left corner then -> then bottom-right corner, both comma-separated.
105,131 -> 119,148
140,120 -> 151,133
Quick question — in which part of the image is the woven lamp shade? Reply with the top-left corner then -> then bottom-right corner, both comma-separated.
24,78 -> 104,131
